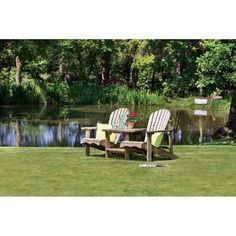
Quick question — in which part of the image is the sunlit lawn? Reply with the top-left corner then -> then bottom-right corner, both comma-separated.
0,145 -> 236,196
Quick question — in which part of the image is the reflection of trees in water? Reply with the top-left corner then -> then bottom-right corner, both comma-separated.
0,121 -> 83,147
0,123 -> 16,146
172,110 -> 182,144
15,119 -> 22,147
172,109 -> 227,144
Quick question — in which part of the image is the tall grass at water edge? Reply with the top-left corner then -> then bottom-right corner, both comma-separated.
70,84 -> 167,106
0,79 -> 230,108
53,83 -> 231,108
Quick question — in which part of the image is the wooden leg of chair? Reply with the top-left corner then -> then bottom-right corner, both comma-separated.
85,129 -> 91,156
85,145 -> 90,156
146,133 -> 152,162
85,130 -> 91,138
124,149 -> 129,160
167,132 -> 173,153
168,121 -> 173,153
124,134 -> 130,160
105,131 -> 110,158
152,146 -> 176,159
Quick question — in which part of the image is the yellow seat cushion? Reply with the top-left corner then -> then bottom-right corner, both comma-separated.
96,123 -> 116,143
152,132 -> 163,147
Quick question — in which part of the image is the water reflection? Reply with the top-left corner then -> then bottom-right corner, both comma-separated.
0,120 -> 82,147
0,106 -> 228,146
172,109 -> 227,145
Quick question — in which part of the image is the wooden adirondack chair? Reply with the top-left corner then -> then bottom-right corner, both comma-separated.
120,109 -> 177,161
81,107 -> 129,156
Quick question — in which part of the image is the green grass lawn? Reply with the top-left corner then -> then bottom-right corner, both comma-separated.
0,145 -> 236,196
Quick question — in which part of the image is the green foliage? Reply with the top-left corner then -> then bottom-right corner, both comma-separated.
45,80 -> 70,105
69,83 -> 105,105
110,85 -> 166,106
2,80 -> 46,105
210,98 -> 230,109
196,40 -> 236,96
16,80 -> 46,105
1,39 -> 236,104
68,84 -> 166,106
0,68 -> 14,104
132,54 -> 155,90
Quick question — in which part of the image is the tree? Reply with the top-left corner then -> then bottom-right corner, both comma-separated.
151,40 -> 200,97
213,90 -> 236,138
2,39 -> 236,106
129,40 -> 154,90
195,40 -> 236,139
196,40 -> 236,96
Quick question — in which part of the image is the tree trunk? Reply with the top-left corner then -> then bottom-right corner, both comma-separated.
131,67 -> 139,88
57,122 -> 63,143
212,90 -> 236,138
226,90 -> 236,130
101,53 -> 110,84
15,56 -> 22,86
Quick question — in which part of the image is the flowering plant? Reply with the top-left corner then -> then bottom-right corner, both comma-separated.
126,111 -> 136,123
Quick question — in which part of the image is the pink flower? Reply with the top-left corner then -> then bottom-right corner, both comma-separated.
130,111 -> 136,118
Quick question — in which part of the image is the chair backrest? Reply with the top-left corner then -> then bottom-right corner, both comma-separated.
108,108 -> 129,127
108,108 -> 129,144
144,109 -> 171,147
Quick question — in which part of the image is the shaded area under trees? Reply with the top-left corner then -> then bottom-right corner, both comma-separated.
0,39 -> 236,105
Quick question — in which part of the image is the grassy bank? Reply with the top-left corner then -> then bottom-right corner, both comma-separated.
168,96 -> 230,109
0,145 -> 236,196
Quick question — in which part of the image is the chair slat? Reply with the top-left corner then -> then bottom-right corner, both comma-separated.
108,108 -> 129,126
145,109 -> 170,142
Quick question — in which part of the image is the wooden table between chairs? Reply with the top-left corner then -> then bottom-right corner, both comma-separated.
102,128 -> 146,159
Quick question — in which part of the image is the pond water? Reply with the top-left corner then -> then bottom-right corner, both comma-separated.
0,105 -> 228,147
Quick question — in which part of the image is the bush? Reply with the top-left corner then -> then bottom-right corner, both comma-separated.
0,77 -> 166,106
19,80 -> 46,105
0,71 -> 46,105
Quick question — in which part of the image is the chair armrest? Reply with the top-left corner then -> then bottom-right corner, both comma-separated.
103,128 -> 146,134
81,126 -> 97,138
81,126 -> 97,131
146,129 -> 173,135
